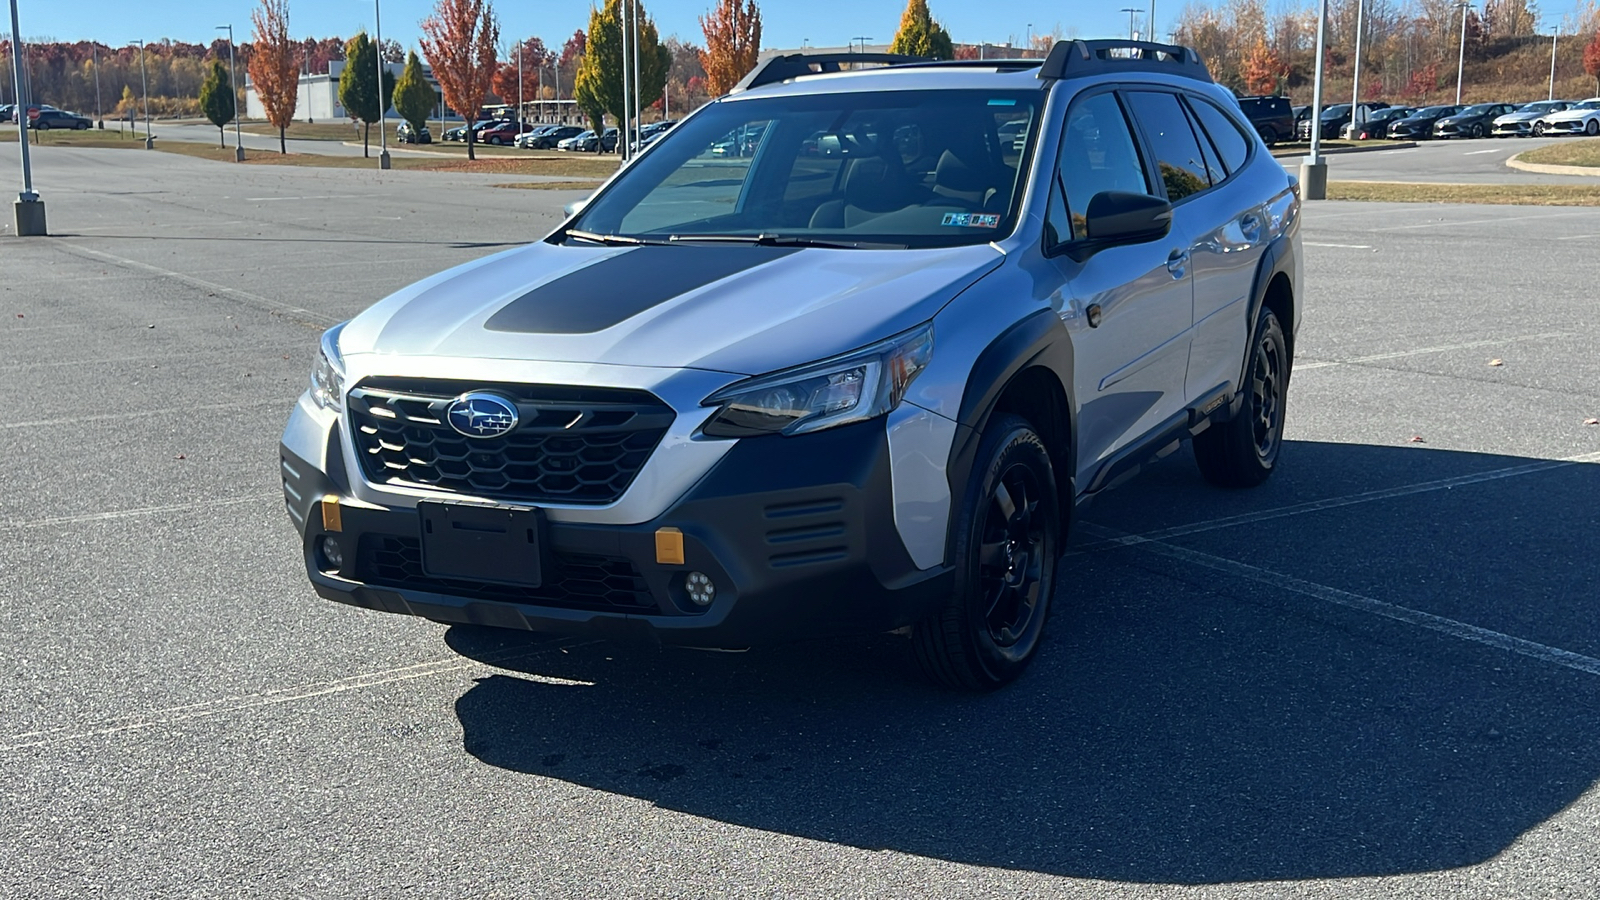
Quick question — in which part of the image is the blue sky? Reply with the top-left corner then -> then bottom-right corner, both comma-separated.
16,1 -> 1155,54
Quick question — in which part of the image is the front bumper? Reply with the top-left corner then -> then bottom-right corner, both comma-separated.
281,418 -> 952,648
1542,120 -> 1589,134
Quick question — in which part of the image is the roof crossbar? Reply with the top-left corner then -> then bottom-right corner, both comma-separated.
1037,40 -> 1213,84
732,52 -> 930,94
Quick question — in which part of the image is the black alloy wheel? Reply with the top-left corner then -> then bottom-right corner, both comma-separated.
1534,122 -> 1546,136
1470,123 -> 1486,139
1193,308 -> 1290,488
914,413 -> 1060,691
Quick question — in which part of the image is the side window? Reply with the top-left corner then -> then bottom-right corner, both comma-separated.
1124,91 -> 1213,202
1046,92 -> 1151,243
1188,97 -> 1251,176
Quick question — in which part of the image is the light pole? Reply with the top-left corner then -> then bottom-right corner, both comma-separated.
373,0 -> 390,169
1349,0 -> 1364,137
9,0 -> 45,235
851,36 -> 872,54
1120,8 -> 1140,41
620,0 -> 631,158
516,39 -> 523,131
1454,1 -> 1470,105
92,43 -> 102,128
631,0 -> 641,145
1148,0 -> 1156,43
1301,0 -> 1330,199
216,26 -> 244,161
133,39 -> 152,149
1549,28 -> 1558,101
1025,24 -> 1032,54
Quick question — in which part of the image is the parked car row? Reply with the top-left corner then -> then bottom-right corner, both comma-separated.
1306,98 -> 1600,141
1,104 -> 92,129
420,120 -> 674,153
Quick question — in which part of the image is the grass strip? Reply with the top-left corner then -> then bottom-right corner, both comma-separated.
1327,180 -> 1600,205
1515,141 -> 1600,168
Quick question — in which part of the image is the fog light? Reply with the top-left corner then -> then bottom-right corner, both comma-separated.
685,571 -> 716,606
317,535 -> 345,573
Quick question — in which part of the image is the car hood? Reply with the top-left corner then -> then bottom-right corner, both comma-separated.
1543,108 -> 1597,122
338,240 -> 1006,376
1436,114 -> 1477,125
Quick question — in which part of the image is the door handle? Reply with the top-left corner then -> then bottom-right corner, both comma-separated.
1166,249 -> 1190,278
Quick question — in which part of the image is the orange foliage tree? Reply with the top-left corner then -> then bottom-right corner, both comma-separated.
1239,37 -> 1286,95
1586,31 -> 1600,94
420,0 -> 500,159
248,0 -> 299,153
699,0 -> 761,97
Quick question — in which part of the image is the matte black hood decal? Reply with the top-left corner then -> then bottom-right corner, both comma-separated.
484,245 -> 801,335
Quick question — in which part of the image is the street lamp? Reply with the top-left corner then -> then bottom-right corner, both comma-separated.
1549,28 -> 1559,101
851,36 -> 873,54
92,43 -> 102,128
132,38 -> 152,149
1301,0 -> 1331,199
216,25 -> 244,161
1454,1 -> 1470,105
1120,8 -> 1141,41
373,0 -> 390,169
1349,0 -> 1365,137
9,0 -> 45,235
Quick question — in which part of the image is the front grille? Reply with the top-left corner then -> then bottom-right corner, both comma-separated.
358,534 -> 656,610
347,379 -> 674,505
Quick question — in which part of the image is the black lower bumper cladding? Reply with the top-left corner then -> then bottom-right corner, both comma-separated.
283,420 -> 952,648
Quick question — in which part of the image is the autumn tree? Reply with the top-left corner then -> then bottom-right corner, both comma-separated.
199,59 -> 236,147
249,0 -> 299,153
699,0 -> 760,96
420,0 -> 499,160
393,50 -> 437,137
574,0 -> 671,146
339,32 -> 396,157
1587,31 -> 1600,93
1239,36 -> 1286,95
890,0 -> 955,60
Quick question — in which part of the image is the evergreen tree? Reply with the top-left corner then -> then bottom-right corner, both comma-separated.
574,0 -> 671,150
339,31 -> 396,157
889,0 -> 955,60
199,59 -> 237,148
393,51 -> 437,139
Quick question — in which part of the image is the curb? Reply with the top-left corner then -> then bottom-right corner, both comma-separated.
1506,153 -> 1600,176
1272,141 -> 1417,159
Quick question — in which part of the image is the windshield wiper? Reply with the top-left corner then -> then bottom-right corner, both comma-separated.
563,229 -> 673,247
668,233 -> 908,250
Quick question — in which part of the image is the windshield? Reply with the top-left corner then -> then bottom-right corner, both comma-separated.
1416,106 -> 1453,117
1320,104 -> 1352,119
1574,100 -> 1600,110
1461,105 -> 1497,115
1520,102 -> 1560,112
569,89 -> 1041,250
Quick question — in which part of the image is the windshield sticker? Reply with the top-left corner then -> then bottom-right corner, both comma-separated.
988,99 -> 1018,106
942,212 -> 1001,228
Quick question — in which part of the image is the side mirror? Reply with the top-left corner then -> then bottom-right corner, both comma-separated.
1058,191 -> 1173,262
562,197 -> 589,218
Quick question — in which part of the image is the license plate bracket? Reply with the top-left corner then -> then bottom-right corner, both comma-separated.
419,500 -> 544,587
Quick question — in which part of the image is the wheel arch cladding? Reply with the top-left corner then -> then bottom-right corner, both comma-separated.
1241,236 -> 1297,388
949,309 -> 1077,526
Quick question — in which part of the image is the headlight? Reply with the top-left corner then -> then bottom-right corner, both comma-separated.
701,324 -> 934,438
309,322 -> 348,412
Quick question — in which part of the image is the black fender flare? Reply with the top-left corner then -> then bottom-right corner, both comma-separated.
1230,234 -> 1296,419
943,309 -> 1078,560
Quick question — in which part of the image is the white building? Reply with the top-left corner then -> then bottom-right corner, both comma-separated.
245,60 -> 438,123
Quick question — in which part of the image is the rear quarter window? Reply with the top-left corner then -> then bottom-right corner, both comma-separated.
1188,97 -> 1251,176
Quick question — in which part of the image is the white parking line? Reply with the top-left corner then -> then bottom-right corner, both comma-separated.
1463,148 -> 1503,155
0,494 -> 280,531
0,639 -> 600,752
1376,210 -> 1598,231
1078,523 -> 1600,679
46,241 -> 339,328
0,397 -> 288,430
1295,331 -> 1570,370
1072,448 -> 1600,555
1304,242 -> 1375,249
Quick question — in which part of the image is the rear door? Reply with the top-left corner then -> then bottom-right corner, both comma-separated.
1043,89 -> 1195,483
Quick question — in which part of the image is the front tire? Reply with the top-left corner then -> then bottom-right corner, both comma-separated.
1257,125 -> 1277,146
1534,122 -> 1547,137
913,413 -> 1060,691
1587,119 -> 1599,137
1470,123 -> 1485,139
1193,308 -> 1290,488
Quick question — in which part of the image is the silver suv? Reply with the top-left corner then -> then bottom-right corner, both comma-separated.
280,41 -> 1302,690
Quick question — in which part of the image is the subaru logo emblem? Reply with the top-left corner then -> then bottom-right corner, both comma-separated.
445,392 -> 519,439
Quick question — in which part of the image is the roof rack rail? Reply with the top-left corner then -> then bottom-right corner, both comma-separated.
731,52 -> 930,94
1037,39 -> 1212,84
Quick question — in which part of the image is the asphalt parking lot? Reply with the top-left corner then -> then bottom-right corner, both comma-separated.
4,145 -> 1600,898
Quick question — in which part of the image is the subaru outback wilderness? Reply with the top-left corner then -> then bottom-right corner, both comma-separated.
281,41 -> 1301,690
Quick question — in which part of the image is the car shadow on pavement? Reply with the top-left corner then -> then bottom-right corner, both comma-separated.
445,440 -> 1600,883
